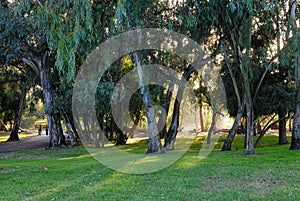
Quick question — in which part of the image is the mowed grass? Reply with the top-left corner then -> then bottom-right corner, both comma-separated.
0,135 -> 300,201
0,132 -> 37,142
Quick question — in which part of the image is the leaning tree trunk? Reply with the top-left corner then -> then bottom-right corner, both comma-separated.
222,43 -> 245,151
6,87 -> 26,142
207,109 -> 217,144
164,66 -> 196,150
164,99 -> 180,150
222,101 -> 245,151
278,108 -> 288,145
60,107 -> 78,146
0,119 -> 8,132
158,84 -> 173,139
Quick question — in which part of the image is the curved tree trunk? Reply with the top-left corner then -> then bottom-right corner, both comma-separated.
0,119 -> 8,132
222,43 -> 245,151
157,84 -> 173,140
278,108 -> 288,145
222,100 -> 245,151
6,87 -> 26,142
164,66 -> 195,150
207,109 -> 217,144
164,99 -> 180,150
60,107 -> 79,146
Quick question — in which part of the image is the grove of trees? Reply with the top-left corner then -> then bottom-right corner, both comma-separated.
0,0 -> 299,155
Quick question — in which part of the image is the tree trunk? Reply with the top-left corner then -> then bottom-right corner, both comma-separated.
23,51 -> 66,148
245,95 -> 254,155
221,102 -> 245,151
164,99 -> 180,150
207,109 -> 217,144
290,0 -> 300,150
115,126 -> 127,145
164,66 -> 196,150
6,88 -> 26,142
40,52 -> 66,148
199,105 -> 205,132
144,89 -> 163,154
291,82 -> 300,150
132,52 -> 163,154
60,107 -> 79,146
158,84 -> 173,139
128,123 -> 137,138
157,114 -> 166,139
222,41 -> 245,151
278,108 -> 288,145
0,119 -> 8,132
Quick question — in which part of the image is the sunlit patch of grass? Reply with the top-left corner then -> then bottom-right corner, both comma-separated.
0,135 -> 300,200
0,132 -> 37,142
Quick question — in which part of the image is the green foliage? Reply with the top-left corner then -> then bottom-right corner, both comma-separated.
0,82 -> 20,123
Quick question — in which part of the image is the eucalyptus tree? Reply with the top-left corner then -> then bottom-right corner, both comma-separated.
1,2 -> 38,140
5,63 -> 37,142
0,70 -> 21,130
289,0 -> 300,150
6,0 -> 120,147
200,0 -> 292,154
113,0 -> 167,153
0,1 -> 68,147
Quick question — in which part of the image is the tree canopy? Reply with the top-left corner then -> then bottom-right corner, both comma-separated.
0,0 -> 299,154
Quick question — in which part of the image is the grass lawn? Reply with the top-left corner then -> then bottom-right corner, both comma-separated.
0,132 -> 37,143
0,135 -> 300,201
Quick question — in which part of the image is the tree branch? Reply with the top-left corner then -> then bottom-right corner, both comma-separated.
22,57 -> 39,76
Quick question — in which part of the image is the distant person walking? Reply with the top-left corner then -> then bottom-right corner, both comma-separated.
38,125 -> 42,136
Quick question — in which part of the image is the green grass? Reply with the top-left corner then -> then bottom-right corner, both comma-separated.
0,132 -> 37,142
1,135 -> 300,201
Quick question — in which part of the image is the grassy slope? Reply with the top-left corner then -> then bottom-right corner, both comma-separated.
0,135 -> 300,201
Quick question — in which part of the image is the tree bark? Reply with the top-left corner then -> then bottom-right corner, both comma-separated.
207,109 -> 217,144
164,99 -> 180,150
60,107 -> 79,146
115,126 -> 127,145
290,0 -> 300,150
221,43 -> 245,151
164,66 -> 196,150
245,95 -> 254,155
221,101 -> 245,151
291,83 -> 300,150
41,52 -> 66,147
132,51 -> 163,154
6,88 -> 26,142
158,84 -> 173,139
199,105 -> 205,132
23,51 -> 66,148
278,108 -> 288,145
255,114 -> 288,147
0,119 -> 8,132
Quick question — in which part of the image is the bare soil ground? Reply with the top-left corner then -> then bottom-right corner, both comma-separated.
0,134 -> 48,153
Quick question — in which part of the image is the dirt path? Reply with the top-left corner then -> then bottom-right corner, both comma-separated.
0,135 -> 49,153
